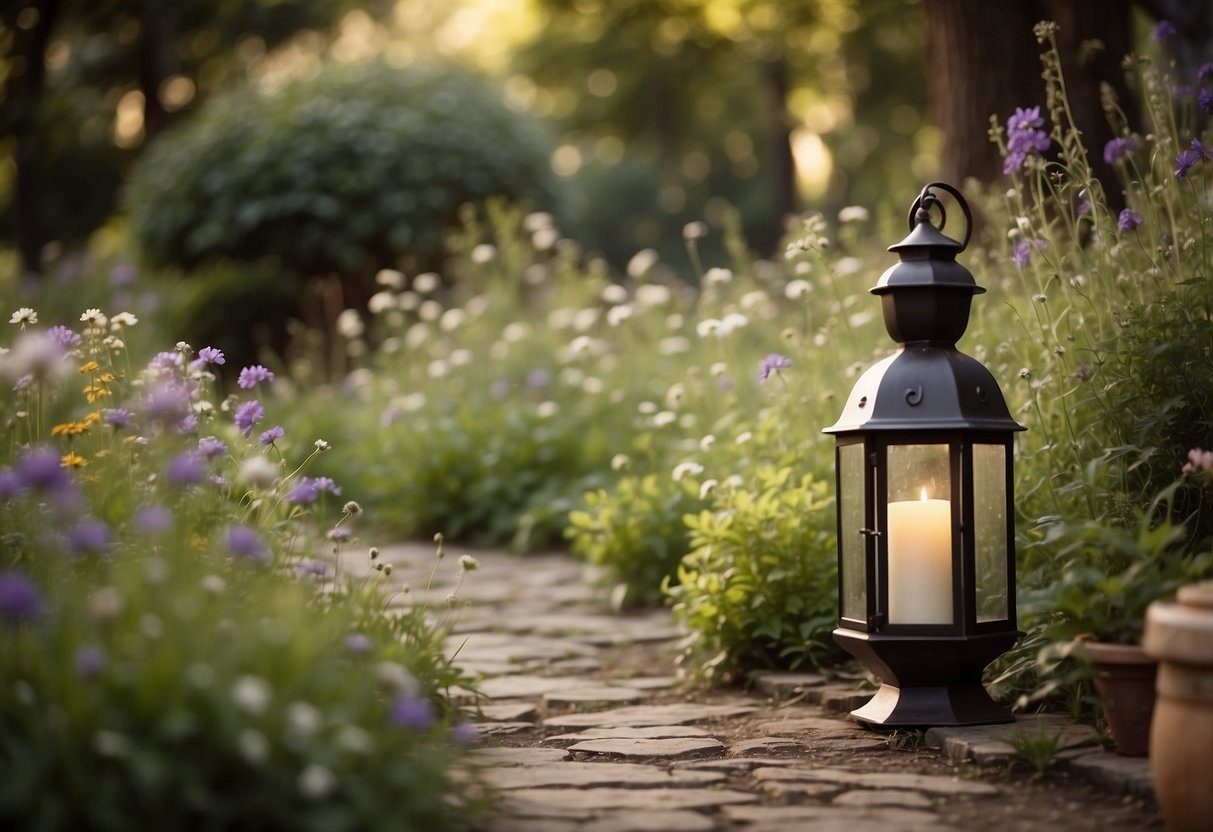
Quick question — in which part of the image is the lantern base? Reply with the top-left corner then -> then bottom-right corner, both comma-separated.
833,627 -> 1020,728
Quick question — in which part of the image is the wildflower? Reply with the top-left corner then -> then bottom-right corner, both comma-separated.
287,476 -> 341,504
459,555 -> 479,572
296,559 -> 327,579
451,722 -> 479,745
626,249 -> 659,279
103,408 -> 136,431
703,267 -> 733,285
1013,238 -> 1046,269
238,365 -> 274,389
298,764 -> 336,800
470,243 -> 496,263
167,453 -> 205,487
2,331 -> 70,384
0,572 -> 44,625
66,519 -> 112,556
259,425 -> 284,446
224,524 -> 269,562
759,353 -> 792,382
47,325 -> 81,349
75,645 -> 106,678
16,447 -> 71,493
237,456 -> 278,489
8,307 -> 37,327
149,351 -> 183,371
1176,148 -> 1202,181
1154,20 -> 1176,42
1003,106 -> 1051,174
1174,84 -> 1192,99
234,400 -> 264,438
314,439 -> 331,452
342,501 -> 362,517
671,461 -> 704,482
1182,448 -> 1213,476
60,453 -> 88,469
109,312 -> 138,329
79,308 -> 107,329
176,413 -> 198,435
344,633 -> 373,654
327,527 -> 352,544
194,346 -> 225,366
1200,63 -> 1213,81
390,695 -> 436,731
51,420 -> 90,438
838,205 -> 870,223
1117,209 -> 1144,234
143,379 -> 192,424
134,505 -> 173,535
237,730 -> 269,765
197,436 -> 228,459
699,479 -> 718,500
1200,88 -> 1213,115
231,675 -> 272,715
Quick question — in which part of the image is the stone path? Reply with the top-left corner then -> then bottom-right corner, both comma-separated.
363,544 -> 1162,832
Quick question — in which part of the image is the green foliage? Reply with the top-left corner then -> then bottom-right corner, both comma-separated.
667,465 -> 839,682
568,474 -> 702,607
0,312 -> 481,830
1009,725 -> 1065,777
129,61 -> 564,277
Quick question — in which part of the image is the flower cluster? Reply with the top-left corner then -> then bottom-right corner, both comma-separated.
1003,106 -> 1051,174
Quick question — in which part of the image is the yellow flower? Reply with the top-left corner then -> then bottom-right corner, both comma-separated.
51,421 -> 90,437
79,361 -> 99,374
61,453 -> 88,469
97,372 -> 115,383
83,385 -> 111,403
82,411 -> 102,426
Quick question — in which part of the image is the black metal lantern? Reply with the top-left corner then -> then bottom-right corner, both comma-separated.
824,182 -> 1025,727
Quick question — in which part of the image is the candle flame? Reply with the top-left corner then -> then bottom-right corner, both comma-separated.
920,487 -> 928,501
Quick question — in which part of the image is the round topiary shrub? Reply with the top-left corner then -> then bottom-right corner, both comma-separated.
128,61 -> 564,278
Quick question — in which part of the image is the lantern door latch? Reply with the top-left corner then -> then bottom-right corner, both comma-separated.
859,528 -> 881,537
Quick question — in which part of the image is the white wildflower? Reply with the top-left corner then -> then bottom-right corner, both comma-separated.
606,304 -> 633,327
626,248 -> 659,279
610,454 -> 630,471
231,675 -> 272,715
238,456 -> 279,489
298,764 -> 336,800
470,244 -> 496,264
413,272 -> 441,294
439,308 -> 465,332
785,279 -> 812,299
653,411 -> 677,427
376,268 -> 405,289
838,205 -> 870,223
109,312 -> 138,329
601,284 -> 628,304
671,461 -> 704,482
8,307 -> 37,326
335,309 -> 364,339
703,267 -> 733,285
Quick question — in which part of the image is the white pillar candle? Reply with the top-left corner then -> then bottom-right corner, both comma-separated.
886,490 -> 953,624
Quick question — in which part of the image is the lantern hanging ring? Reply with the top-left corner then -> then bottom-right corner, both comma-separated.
906,181 -> 973,252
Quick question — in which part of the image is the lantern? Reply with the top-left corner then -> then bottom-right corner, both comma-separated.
824,182 -> 1025,727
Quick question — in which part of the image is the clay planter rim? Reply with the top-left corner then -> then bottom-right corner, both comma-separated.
1072,638 -> 1156,757
1071,639 -> 1153,664
1144,585 -> 1213,665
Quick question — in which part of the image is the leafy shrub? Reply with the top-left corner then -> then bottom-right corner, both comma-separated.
667,464 -> 839,682
129,61 -> 564,278
568,473 -> 702,607
0,309 -> 482,830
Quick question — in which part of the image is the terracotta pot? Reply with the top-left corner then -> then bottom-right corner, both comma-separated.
1074,640 -> 1157,756
1144,582 -> 1213,832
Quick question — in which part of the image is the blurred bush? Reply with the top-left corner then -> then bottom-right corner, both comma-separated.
129,60 -> 565,283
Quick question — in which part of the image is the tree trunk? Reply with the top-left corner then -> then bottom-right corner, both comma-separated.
762,55 -> 796,238
922,0 -> 1138,207
139,1 -> 179,140
8,0 -> 61,281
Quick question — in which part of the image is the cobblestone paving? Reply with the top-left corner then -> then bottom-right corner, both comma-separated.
369,544 -> 1162,832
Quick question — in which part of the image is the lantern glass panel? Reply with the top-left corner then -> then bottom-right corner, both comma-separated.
886,443 -> 953,624
838,442 -> 867,622
973,443 -> 1009,622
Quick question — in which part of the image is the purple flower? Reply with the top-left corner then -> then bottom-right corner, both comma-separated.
1117,209 -> 1144,233
15,447 -> 70,493
0,572 -> 44,625
176,413 -> 198,436
759,353 -> 792,382
1176,148 -> 1203,181
451,723 -> 479,745
143,379 -> 193,424
134,505 -> 173,535
167,453 -> 206,487
390,695 -> 436,731
224,524 -> 268,562
1200,62 -> 1213,81
296,559 -> 327,578
238,365 -> 274,389
344,633 -> 373,654
1200,88 -> 1213,115
287,476 -> 342,504
149,351 -> 184,371
196,347 -> 225,366
1013,238 -> 1046,270
66,519 -> 112,556
75,645 -> 106,678
1003,106 -> 1051,174
1007,106 -> 1044,132
0,470 -> 21,500
234,400 -> 264,438
109,264 -> 136,286
1173,84 -> 1192,99
47,325 -> 81,349
1076,190 -> 1091,217
1154,20 -> 1176,42
259,426 -> 284,446
1103,137 -> 1139,164
526,368 -> 551,389
197,436 -> 228,459
103,408 -> 136,430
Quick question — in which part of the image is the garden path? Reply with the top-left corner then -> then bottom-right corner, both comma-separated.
366,544 -> 1161,832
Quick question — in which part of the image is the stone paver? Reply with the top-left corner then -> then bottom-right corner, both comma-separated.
376,548 -> 1162,831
